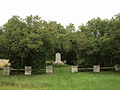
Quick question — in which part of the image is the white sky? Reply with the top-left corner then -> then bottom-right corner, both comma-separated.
0,0 -> 120,28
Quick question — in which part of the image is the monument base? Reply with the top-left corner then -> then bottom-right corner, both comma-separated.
53,61 -> 64,65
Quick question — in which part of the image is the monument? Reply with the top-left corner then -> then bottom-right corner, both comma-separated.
53,53 -> 64,65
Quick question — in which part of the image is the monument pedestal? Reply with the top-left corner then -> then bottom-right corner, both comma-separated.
53,53 -> 64,65
53,61 -> 64,65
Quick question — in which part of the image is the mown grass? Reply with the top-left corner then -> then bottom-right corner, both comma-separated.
0,66 -> 120,90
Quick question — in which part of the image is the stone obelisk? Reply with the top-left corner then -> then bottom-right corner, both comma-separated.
53,53 -> 64,65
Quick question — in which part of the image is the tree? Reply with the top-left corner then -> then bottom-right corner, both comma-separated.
1,15 -> 48,73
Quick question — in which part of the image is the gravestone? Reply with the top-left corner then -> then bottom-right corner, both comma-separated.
71,66 -> 78,73
93,65 -> 100,72
3,67 -> 10,76
46,66 -> 53,74
115,64 -> 120,72
53,53 -> 64,65
25,66 -> 32,75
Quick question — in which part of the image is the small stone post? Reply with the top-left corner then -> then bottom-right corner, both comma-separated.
3,67 -> 10,76
25,66 -> 32,75
93,65 -> 100,72
46,66 -> 53,74
71,66 -> 78,73
115,64 -> 120,72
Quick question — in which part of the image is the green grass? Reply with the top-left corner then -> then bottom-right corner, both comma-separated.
0,67 -> 120,90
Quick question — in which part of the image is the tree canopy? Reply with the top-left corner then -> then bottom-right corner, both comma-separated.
0,14 -> 120,73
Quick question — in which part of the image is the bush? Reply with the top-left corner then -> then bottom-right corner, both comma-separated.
75,59 -> 92,68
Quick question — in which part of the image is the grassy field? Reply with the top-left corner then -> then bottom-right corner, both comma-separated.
0,66 -> 120,90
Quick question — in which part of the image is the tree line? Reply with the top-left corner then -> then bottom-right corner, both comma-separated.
0,14 -> 120,73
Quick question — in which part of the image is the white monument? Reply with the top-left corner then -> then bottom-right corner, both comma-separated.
53,53 -> 64,65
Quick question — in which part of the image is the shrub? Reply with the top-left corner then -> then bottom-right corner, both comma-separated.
75,59 -> 92,68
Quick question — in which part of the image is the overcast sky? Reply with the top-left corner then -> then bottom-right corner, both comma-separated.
0,0 -> 120,28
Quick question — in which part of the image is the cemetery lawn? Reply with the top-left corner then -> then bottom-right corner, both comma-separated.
0,67 -> 120,90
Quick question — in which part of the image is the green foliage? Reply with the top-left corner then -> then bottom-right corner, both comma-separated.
1,13 -> 120,70
75,59 -> 91,68
0,16 -> 47,73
